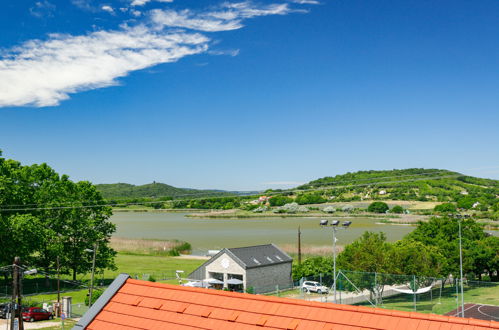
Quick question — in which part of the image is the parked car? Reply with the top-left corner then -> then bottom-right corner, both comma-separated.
301,281 -> 329,294
0,304 -> 21,319
22,307 -> 53,322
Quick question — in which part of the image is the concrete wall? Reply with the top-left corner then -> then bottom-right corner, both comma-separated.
246,262 -> 293,294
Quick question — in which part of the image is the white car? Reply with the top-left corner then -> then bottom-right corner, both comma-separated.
301,281 -> 329,294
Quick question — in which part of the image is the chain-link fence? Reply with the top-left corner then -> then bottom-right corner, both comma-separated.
295,270 -> 499,315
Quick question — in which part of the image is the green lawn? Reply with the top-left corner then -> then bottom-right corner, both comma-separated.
361,284 -> 499,314
17,254 -> 204,306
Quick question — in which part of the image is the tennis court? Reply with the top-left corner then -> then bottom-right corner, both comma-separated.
445,303 -> 499,321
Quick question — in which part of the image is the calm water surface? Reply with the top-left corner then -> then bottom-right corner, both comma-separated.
110,212 -> 415,254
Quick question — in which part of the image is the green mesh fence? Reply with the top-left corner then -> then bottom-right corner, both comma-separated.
298,270 -> 499,315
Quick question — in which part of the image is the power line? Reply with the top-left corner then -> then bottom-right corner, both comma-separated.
0,173 -> 463,212
0,171 -> 460,210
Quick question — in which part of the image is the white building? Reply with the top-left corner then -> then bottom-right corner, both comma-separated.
188,244 -> 293,294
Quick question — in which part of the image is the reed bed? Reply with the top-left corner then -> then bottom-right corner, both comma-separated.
279,244 -> 344,257
111,237 -> 191,256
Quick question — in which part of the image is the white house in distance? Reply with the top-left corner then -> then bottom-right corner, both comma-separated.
187,244 -> 293,294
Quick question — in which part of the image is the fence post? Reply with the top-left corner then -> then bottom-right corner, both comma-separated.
300,277 -> 304,300
413,275 -> 416,311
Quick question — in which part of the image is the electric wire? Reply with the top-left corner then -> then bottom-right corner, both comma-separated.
0,173 -> 464,212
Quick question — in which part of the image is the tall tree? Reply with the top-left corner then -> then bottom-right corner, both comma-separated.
406,216 -> 486,278
337,231 -> 395,304
0,151 -> 116,281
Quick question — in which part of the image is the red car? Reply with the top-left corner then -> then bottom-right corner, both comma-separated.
22,307 -> 53,322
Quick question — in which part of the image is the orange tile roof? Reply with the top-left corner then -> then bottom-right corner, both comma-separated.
82,277 -> 499,330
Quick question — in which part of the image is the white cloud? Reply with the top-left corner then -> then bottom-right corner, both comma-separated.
1,1 -> 304,108
30,1 -> 56,18
151,2 -> 292,32
101,5 -> 114,14
151,9 -> 243,32
208,49 -> 240,57
131,0 -> 173,7
131,10 -> 142,17
291,0 -> 320,4
0,26 -> 208,107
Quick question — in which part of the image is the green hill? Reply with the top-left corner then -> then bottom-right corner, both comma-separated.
95,182 -> 235,200
294,168 -> 499,210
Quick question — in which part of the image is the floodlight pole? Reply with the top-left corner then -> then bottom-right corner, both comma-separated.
332,227 -> 337,304
458,220 -> 465,317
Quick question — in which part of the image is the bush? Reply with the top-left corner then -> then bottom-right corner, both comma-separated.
269,196 -> 293,207
390,205 -> 404,214
367,202 -> 389,213
323,206 -> 336,213
253,206 -> 268,213
85,290 -> 103,306
434,203 -> 457,213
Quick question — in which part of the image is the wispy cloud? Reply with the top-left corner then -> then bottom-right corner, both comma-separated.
0,26 -> 208,107
101,5 -> 114,14
30,1 -> 56,18
208,49 -> 240,57
131,0 -> 173,7
1,1 -> 309,108
290,0 -> 320,4
151,2 -> 293,32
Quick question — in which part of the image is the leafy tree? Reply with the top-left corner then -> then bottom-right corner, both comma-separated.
0,152 -> 116,281
390,240 -> 446,286
468,236 -> 499,281
337,232 -> 395,303
456,196 -> 475,210
434,203 -> 457,213
295,193 -> 327,205
389,205 -> 404,214
367,202 -> 389,213
269,196 -> 293,207
406,217 -> 486,278
292,257 -> 333,280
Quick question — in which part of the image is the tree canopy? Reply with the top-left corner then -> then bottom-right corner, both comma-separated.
0,151 -> 116,280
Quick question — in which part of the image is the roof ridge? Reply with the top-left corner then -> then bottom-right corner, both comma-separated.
228,243 -> 274,250
124,279 -> 499,327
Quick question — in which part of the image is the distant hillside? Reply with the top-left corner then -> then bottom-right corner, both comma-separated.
95,182 -> 239,200
295,168 -> 499,208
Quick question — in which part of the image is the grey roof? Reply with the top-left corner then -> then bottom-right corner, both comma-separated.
227,244 -> 292,268
187,244 -> 292,279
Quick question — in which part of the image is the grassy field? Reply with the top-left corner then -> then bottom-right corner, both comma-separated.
17,254 -> 205,306
363,284 -> 499,314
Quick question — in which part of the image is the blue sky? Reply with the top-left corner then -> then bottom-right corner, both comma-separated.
1,0 -> 498,190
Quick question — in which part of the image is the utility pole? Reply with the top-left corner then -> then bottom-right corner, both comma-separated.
11,257 -> 24,330
298,226 -> 302,265
10,258 -> 17,330
57,256 -> 61,317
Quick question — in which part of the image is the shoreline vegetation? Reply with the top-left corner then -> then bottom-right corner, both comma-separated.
110,237 -> 192,256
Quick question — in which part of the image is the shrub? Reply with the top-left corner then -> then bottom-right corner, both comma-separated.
269,196 -> 293,207
390,205 -> 404,214
323,206 -> 336,213
434,203 -> 457,213
367,202 -> 389,213
85,290 -> 103,306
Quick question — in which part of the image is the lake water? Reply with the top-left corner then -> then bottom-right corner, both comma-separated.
110,212 -> 415,254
